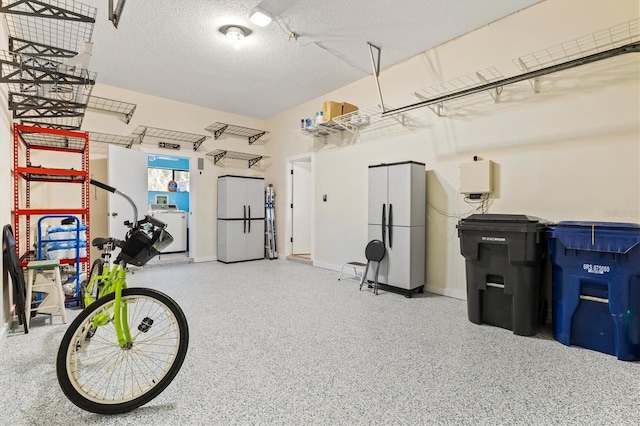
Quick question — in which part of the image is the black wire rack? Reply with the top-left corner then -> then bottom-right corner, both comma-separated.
205,122 -> 269,144
131,125 -> 211,151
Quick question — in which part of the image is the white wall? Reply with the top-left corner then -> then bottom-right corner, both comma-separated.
264,0 -> 640,299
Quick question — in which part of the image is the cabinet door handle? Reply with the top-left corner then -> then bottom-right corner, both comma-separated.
381,204 -> 386,246
243,205 -> 246,233
388,204 -> 393,248
248,206 -> 251,233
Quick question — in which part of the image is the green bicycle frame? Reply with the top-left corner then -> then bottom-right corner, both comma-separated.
88,262 -> 132,348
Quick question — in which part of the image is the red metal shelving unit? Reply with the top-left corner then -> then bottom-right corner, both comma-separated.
12,123 -> 90,295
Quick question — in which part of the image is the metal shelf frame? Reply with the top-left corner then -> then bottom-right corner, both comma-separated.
0,50 -> 96,127
88,131 -> 135,148
330,104 -> 413,141
1,0 -> 97,130
131,125 -> 211,151
8,36 -> 77,58
300,121 -> 343,139
87,96 -> 137,123
413,67 -> 504,117
380,19 -> 640,117
12,123 -> 90,290
2,0 -> 96,57
0,50 -> 97,86
205,122 -> 269,145
0,0 -> 96,22
20,116 -> 82,130
206,149 -> 269,169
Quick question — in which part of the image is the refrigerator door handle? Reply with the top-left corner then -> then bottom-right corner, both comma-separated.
381,204 -> 386,246
388,204 -> 393,248
248,205 -> 251,233
243,205 -> 247,233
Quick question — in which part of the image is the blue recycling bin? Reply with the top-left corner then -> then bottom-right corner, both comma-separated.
547,221 -> 640,361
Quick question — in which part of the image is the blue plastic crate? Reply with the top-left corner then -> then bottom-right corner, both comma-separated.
547,221 -> 640,361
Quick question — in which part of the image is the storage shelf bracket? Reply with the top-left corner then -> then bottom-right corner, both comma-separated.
476,72 -> 503,102
206,149 -> 269,169
213,124 -> 228,140
130,126 -> 210,149
205,122 -> 269,145
248,156 -> 263,169
213,150 -> 227,163
415,92 -> 444,116
248,131 -> 266,145
193,136 -> 207,152
517,58 -> 540,93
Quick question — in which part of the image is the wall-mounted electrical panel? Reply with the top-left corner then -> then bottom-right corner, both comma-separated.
460,160 -> 493,196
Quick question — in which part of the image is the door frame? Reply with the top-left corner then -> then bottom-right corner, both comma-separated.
141,147 -> 193,260
286,153 -> 314,259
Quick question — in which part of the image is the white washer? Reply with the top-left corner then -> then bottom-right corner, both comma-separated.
148,204 -> 188,252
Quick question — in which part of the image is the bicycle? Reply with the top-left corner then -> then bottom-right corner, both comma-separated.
56,179 -> 189,415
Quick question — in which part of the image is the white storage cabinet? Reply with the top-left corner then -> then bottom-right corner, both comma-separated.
367,161 -> 425,295
217,175 -> 265,263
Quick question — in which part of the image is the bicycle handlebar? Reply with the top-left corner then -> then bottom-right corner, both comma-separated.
145,215 -> 166,229
90,178 -> 138,229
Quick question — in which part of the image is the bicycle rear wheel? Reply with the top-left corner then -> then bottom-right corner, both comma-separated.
57,288 -> 189,414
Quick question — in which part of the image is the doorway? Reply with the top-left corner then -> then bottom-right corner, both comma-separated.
287,154 -> 313,263
147,154 -> 190,260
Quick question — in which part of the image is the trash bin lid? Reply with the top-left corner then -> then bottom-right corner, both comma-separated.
461,214 -> 542,223
457,214 -> 547,233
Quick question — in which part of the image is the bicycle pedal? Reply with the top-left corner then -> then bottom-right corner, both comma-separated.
138,317 -> 154,332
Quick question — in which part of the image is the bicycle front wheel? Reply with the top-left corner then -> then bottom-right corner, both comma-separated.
57,288 -> 189,414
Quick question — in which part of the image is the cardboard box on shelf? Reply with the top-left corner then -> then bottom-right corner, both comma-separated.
322,101 -> 359,122
322,101 -> 342,122
341,102 -> 358,115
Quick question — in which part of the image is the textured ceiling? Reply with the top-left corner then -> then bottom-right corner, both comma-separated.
84,0 -> 540,119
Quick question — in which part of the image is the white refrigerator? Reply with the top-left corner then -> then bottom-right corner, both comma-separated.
217,175 -> 265,263
368,161 -> 425,292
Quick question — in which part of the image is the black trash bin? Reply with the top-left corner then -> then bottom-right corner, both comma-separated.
457,214 -> 548,336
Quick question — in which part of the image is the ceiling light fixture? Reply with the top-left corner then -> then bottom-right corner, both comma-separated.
219,25 -> 252,49
249,6 -> 272,27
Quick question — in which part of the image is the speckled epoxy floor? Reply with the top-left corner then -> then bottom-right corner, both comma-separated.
1,259 -> 639,425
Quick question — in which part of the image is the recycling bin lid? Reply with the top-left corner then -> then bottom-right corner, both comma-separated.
547,221 -> 640,254
550,221 -> 640,230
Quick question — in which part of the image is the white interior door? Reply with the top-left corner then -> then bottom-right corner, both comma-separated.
292,162 -> 311,254
107,145 -> 149,240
